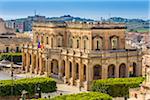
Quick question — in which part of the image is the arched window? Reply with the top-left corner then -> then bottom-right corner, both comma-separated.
51,38 -> 53,47
77,40 -> 79,48
129,62 -> 137,77
69,38 -> 73,48
41,35 -> 44,43
84,40 -> 86,49
36,35 -> 38,43
83,65 -> 86,81
69,62 -> 72,78
62,60 -> 65,76
119,63 -> 126,78
76,63 -> 79,79
57,36 -> 62,47
46,37 -> 49,44
108,64 -> 115,78
110,36 -> 118,50
58,38 -> 61,47
93,65 -> 102,80
94,37 -> 102,50
96,40 -> 100,50
29,54 -> 32,65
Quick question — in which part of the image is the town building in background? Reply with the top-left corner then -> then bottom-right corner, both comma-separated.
5,15 -> 46,33
22,21 -> 142,90
0,18 -> 31,53
129,50 -> 150,100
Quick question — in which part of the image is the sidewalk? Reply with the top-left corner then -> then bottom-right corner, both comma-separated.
15,73 -> 87,98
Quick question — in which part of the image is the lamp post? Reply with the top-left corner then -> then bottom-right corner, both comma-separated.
37,85 -> 41,98
21,90 -> 27,100
10,50 -> 14,96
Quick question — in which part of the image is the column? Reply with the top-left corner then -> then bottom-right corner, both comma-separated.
78,61 -> 83,87
101,65 -> 108,79
71,60 -> 75,85
58,60 -> 62,79
126,63 -> 130,77
22,52 -> 26,71
137,61 -> 142,76
26,53 -> 30,72
48,59 -> 52,77
115,64 -> 119,78
30,54 -> 35,74
39,54 -> 43,75
35,53 -> 39,74
84,63 -> 93,90
45,58 -> 48,77
64,59 -> 69,83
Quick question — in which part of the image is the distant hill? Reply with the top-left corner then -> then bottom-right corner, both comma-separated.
46,15 -> 149,32
5,15 -> 149,33
108,17 -> 149,32
47,15 -> 94,22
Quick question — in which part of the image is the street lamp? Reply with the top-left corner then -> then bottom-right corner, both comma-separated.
10,50 -> 14,96
10,62 -> 14,95
37,85 -> 41,98
21,90 -> 28,100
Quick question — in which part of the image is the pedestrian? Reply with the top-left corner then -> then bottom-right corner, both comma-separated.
48,95 -> 51,98
79,86 -> 81,91
60,93 -> 63,95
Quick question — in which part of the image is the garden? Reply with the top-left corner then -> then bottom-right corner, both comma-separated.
0,77 -> 56,96
91,77 -> 144,97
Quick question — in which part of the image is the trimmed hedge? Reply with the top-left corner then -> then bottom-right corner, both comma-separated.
0,77 -> 56,96
0,53 -> 22,63
92,77 -> 144,97
35,92 -> 112,100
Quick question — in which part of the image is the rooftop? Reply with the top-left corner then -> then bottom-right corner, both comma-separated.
33,21 -> 126,29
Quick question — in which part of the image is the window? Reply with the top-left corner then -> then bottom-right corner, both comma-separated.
41,36 -> 43,43
77,40 -> 79,48
58,38 -> 61,47
36,35 -> 38,43
84,40 -> 86,49
46,37 -> 49,44
51,38 -> 53,47
16,47 -> 19,52
93,36 -> 103,50
111,37 -> 118,49
6,47 -> 9,53
29,54 -> 32,65
96,40 -> 99,50
70,39 -> 73,48
96,39 -> 102,50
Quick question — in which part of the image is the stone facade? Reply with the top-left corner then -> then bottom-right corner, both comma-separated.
0,18 -> 31,53
22,21 -> 142,90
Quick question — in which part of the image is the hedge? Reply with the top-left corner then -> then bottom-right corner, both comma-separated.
92,77 -> 144,97
0,77 -> 56,96
35,92 -> 112,100
0,53 -> 22,63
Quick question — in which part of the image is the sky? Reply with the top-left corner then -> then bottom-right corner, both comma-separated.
0,0 -> 149,20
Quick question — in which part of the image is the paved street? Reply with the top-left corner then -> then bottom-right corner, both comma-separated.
0,71 -> 11,80
42,79 -> 87,98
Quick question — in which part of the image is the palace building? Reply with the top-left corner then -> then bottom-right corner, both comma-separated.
22,21 -> 142,90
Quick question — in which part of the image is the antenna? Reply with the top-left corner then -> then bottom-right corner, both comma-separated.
101,17 -> 103,22
108,13 -> 111,23
34,10 -> 37,16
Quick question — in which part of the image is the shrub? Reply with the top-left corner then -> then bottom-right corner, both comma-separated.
91,77 -> 144,97
0,77 -> 56,96
0,53 -> 22,63
34,92 -> 112,100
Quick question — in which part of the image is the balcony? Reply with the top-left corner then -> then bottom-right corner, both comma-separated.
23,44 -> 141,59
